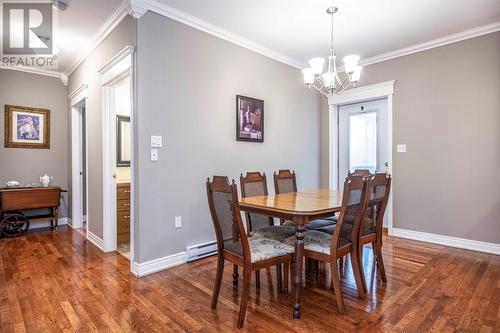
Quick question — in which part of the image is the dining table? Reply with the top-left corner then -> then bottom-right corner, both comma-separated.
239,188 -> 343,319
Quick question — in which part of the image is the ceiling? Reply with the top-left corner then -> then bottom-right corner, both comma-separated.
159,0 -> 500,67
53,0 -> 123,72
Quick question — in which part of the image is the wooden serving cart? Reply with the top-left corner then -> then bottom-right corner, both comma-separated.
0,186 -> 65,237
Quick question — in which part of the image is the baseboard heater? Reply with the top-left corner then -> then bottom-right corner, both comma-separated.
186,240 -> 218,262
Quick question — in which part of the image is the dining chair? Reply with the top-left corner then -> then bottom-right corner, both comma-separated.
326,169 -> 373,224
240,172 -> 296,290
273,170 -> 334,230
207,176 -> 294,328
318,172 -> 391,292
283,175 -> 371,314
356,173 -> 392,292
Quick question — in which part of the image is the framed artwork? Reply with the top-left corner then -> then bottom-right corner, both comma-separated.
116,115 -> 131,166
4,105 -> 50,149
236,95 -> 264,142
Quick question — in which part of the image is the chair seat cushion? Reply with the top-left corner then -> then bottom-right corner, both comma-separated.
250,225 -> 296,241
281,219 -> 335,230
248,236 -> 294,263
317,218 -> 375,237
282,230 -> 350,256
305,219 -> 335,230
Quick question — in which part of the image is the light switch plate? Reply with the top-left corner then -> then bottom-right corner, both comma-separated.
150,149 -> 158,161
174,216 -> 182,228
397,144 -> 407,153
150,135 -> 163,147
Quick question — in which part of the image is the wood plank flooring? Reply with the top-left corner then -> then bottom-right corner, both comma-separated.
0,226 -> 498,332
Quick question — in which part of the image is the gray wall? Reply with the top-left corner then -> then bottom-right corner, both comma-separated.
67,16 -> 136,239
136,12 -> 321,262
320,32 -> 500,244
0,69 -> 69,217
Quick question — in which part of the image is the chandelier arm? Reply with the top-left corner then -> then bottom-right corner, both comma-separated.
314,76 -> 327,92
310,83 -> 329,97
337,75 -> 351,93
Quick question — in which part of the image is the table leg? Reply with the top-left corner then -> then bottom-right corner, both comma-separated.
293,216 -> 307,319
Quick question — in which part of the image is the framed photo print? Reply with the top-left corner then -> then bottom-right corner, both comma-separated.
236,95 -> 264,142
4,105 -> 50,149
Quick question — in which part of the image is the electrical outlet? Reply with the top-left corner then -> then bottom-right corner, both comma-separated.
151,149 -> 158,161
397,144 -> 407,153
174,216 -> 182,229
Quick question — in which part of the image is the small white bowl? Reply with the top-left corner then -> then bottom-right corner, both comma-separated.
6,181 -> 20,188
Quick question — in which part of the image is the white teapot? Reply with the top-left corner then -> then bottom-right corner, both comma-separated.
40,174 -> 53,187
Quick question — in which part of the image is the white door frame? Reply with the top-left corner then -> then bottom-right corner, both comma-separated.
69,84 -> 88,230
99,45 -> 135,266
328,80 -> 395,234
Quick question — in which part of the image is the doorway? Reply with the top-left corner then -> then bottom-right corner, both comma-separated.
338,99 -> 389,226
69,85 -> 88,232
327,80 -> 395,233
339,99 -> 389,178
99,45 -> 135,266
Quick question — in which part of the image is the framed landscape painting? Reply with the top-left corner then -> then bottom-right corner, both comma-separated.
236,95 -> 264,142
4,105 -> 50,149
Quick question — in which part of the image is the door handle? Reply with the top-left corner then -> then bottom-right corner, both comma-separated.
385,162 -> 389,167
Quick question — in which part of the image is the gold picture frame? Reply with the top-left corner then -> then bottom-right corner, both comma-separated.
4,105 -> 50,149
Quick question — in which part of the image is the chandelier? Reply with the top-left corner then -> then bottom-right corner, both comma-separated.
302,7 -> 362,96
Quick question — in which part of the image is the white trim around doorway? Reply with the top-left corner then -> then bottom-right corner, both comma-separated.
99,45 -> 136,269
327,80 -> 395,234
69,84 -> 89,231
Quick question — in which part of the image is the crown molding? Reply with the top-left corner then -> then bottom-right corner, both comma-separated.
130,1 -> 500,71
64,0 -> 131,77
360,21 -> 500,68
129,0 -> 148,19
140,0 -> 306,69
0,64 -> 67,85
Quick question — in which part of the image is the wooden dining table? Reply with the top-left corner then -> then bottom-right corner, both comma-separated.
239,188 -> 343,319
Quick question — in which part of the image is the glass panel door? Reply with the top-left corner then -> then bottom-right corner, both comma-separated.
349,111 -> 377,173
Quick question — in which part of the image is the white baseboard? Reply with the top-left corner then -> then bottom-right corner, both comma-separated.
391,228 -> 500,255
131,251 -> 187,277
86,231 -> 104,251
29,217 -> 68,229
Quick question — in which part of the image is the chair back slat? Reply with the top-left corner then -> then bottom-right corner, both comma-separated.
370,173 -> 392,238
274,170 -> 297,194
240,172 -> 274,232
331,175 -> 371,253
206,176 -> 250,261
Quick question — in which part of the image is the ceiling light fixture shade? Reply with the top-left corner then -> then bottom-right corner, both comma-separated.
350,66 -> 363,82
302,7 -> 363,97
302,68 -> 314,84
342,55 -> 360,74
309,57 -> 325,75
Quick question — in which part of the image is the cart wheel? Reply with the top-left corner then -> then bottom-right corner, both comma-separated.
0,213 -> 30,237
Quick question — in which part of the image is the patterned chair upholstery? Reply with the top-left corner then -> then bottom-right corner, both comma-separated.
316,217 -> 375,236
283,230 -> 349,256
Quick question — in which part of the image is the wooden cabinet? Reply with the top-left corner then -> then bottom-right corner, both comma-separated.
116,183 -> 130,245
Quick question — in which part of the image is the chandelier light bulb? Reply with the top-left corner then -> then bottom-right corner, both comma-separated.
309,57 -> 325,75
302,68 -> 314,84
343,55 -> 360,74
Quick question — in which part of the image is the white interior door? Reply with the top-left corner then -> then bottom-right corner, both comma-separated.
339,98 -> 388,224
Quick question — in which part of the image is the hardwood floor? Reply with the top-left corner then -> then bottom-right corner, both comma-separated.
0,226 -> 498,332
